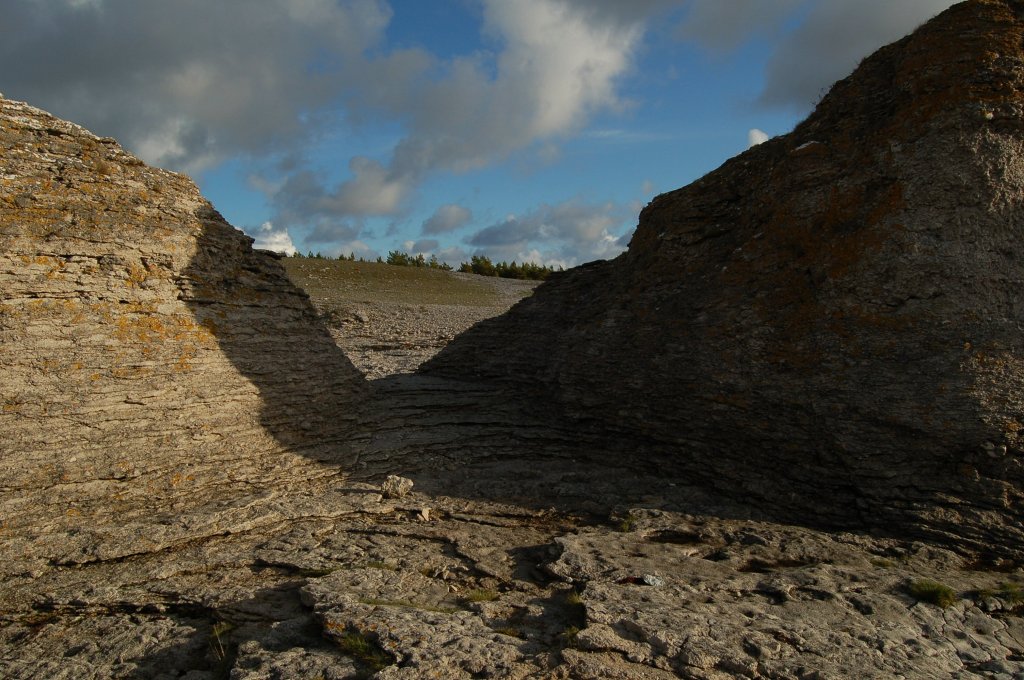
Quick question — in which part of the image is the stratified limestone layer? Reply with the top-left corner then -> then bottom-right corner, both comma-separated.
0,95 -> 366,572
425,0 -> 1024,556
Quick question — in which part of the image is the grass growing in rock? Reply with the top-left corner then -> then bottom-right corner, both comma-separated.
335,628 -> 393,674
908,579 -> 958,608
615,512 -> 637,533
560,625 -> 582,649
208,620 -> 237,678
977,581 -> 1024,604
464,588 -> 500,603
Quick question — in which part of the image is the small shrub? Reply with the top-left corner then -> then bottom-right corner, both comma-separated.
908,579 -> 957,608
979,582 -> 1024,604
560,625 -> 581,648
616,512 -> 637,533
1001,582 -> 1024,604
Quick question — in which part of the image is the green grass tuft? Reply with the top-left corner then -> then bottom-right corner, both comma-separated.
908,579 -> 958,608
464,588 -> 500,603
336,630 -> 393,672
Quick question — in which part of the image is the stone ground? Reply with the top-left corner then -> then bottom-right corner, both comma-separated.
3,268 -> 1024,679
318,272 -> 536,380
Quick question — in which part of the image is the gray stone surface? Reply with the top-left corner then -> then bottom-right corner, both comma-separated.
3,2 -> 1024,679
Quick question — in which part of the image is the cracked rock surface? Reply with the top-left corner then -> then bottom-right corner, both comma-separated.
4,2 -> 1024,679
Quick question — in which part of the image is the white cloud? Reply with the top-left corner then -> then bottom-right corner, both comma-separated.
422,204 -> 473,235
758,0 -> 955,109
466,199 -> 631,266
248,221 -> 297,255
370,0 -> 649,183
747,128 -> 769,147
437,245 -> 470,267
401,238 -> 440,254
0,0 -> 405,172
674,0 -> 956,111
325,156 -> 410,217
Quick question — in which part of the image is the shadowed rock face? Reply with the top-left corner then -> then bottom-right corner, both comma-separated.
425,0 -> 1024,555
0,96 -> 365,570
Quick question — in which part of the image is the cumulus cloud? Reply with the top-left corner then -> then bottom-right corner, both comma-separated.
467,200 -> 631,266
402,238 -> 440,254
422,204 -> 473,235
0,0 -> 408,173
256,0 -> 657,247
248,221 -> 297,255
676,0 -> 803,51
758,0 -> 955,109
305,220 -> 362,245
674,0 -> 956,110
747,128 -> 769,147
362,0 -> 651,184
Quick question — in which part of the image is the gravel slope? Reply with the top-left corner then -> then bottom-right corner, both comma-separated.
281,258 -> 538,378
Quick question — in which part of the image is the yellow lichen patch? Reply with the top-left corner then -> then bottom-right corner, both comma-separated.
114,314 -> 167,344
125,262 -> 148,287
174,348 -> 197,372
169,472 -> 195,488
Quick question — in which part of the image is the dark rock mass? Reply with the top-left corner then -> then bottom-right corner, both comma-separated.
425,0 -> 1024,556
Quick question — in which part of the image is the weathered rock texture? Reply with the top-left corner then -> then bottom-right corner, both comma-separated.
426,0 -> 1024,557
4,1 -> 1024,678
0,95 -> 365,574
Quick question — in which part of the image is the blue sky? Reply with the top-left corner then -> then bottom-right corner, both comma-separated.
1,0 -> 955,266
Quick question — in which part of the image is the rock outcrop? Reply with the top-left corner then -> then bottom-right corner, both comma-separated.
5,1 -> 1024,678
426,0 -> 1024,557
0,95 -> 365,574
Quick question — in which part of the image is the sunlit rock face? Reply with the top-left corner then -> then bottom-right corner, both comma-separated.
425,0 -> 1024,557
0,95 -> 365,571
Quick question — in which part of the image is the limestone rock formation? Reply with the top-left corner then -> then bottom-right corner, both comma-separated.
426,0 -> 1024,556
0,95 -> 365,574
5,1 -> 1024,678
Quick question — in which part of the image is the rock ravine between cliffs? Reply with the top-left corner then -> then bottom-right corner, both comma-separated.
4,1 -> 1024,678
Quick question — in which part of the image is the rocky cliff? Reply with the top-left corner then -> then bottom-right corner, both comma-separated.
425,0 -> 1024,556
0,95 -> 365,574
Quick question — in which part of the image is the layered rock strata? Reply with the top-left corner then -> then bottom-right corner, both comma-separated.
425,0 -> 1024,557
0,95 -> 365,573
4,1 -> 1024,678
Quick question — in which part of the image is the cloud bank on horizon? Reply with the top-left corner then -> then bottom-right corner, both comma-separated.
0,0 -> 955,265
